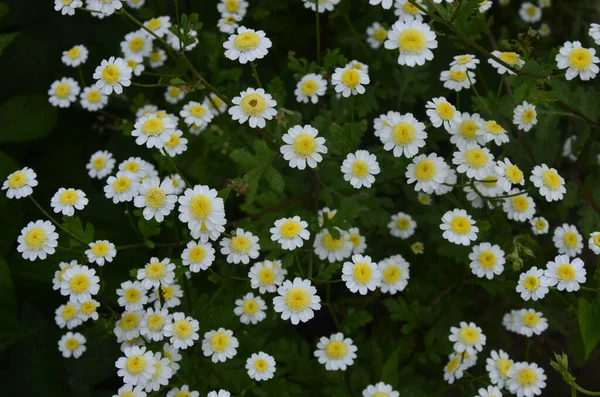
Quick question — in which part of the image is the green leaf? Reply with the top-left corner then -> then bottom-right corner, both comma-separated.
263,167 -> 284,194
0,95 -> 58,143
287,51 -> 307,74
315,262 -> 341,281
0,32 -> 18,57
323,48 -> 348,70
137,218 -> 160,238
578,298 -> 600,360
170,77 -> 186,85
230,148 -> 258,168
267,76 -> 287,105
341,308 -> 373,334
380,347 -> 402,388
62,216 -> 91,246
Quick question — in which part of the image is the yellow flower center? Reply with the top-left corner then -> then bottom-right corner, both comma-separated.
396,218 -> 410,230
121,312 -> 140,330
512,196 -> 529,212
479,251 -> 496,268
224,15 -> 237,24
165,134 -> 180,148
450,216 -> 471,235
25,227 -> 47,249
280,220 -> 302,238
144,313 -> 163,331
189,195 -> 212,220
126,59 -> 137,69
87,90 -> 101,102
91,242 -> 109,256
124,287 -> 140,303
55,83 -> 71,98
373,28 -> 387,41
524,275 -> 540,291
102,64 -> 121,84
456,55 -> 472,64
526,5 -> 537,15
496,358 -> 512,377
594,234 -> 600,246
160,285 -> 174,300
499,52 -> 521,65
301,79 -> 318,95
175,392 -> 191,397
325,340 -> 348,359
482,176 -> 497,188
322,233 -> 345,251
173,320 -> 193,338
414,159 -> 436,181
449,70 -> 467,81
402,2 -> 419,14
129,37 -> 145,52
383,265 -> 402,283
121,392 -> 136,397
113,176 -> 132,193
505,165 -> 523,183
486,121 -> 504,135
349,233 -> 361,247
146,262 -> 167,280
464,148 -> 488,168
446,357 -> 461,373
65,338 -> 79,350
556,263 -> 576,280
563,232 -> 578,248
569,48 -> 593,70
542,170 -> 561,189
190,105 -> 206,117
230,235 -> 252,253
210,332 -> 230,351
352,262 -> 372,284
535,220 -> 546,230
92,157 -> 106,170
522,312 -> 540,327
150,51 -> 162,61
458,326 -> 480,344
69,274 -> 90,293
8,172 -> 27,188
398,28 -> 426,53
284,287 -> 310,311
240,93 -> 267,115
57,266 -> 71,282
80,301 -> 97,314
341,69 -> 360,88
351,160 -> 369,178
234,32 -> 261,51
459,120 -> 479,139
243,299 -> 259,314
146,18 -> 162,31
62,305 -> 77,320
391,122 -> 416,145
292,133 -> 317,157
254,358 -> 269,372
516,368 -> 538,387
59,189 -> 79,205
225,0 -> 239,13
67,47 -> 80,59
125,355 -> 147,375
141,118 -> 164,136
437,102 -> 455,120
522,109 -> 535,123
189,246 -> 206,262
168,87 -> 181,97
258,267 -> 275,284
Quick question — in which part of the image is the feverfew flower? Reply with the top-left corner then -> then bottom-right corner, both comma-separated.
544,255 -> 586,292
93,56 -> 132,95
143,16 -> 172,37
366,22 -> 388,49
341,150 -> 380,188
314,229 -> 353,263
50,188 -> 88,216
132,114 -> 177,149
53,260 -> 77,291
137,257 -> 176,289
519,2 -> 542,23
362,382 -> 400,397
220,228 -> 260,264
273,277 -> 321,325
149,284 -> 183,310
105,171 -> 139,203
553,224 -> 584,257
303,0 -> 340,13
180,101 -> 214,126
440,67 -> 476,92
379,112 -> 427,158
229,88 -> 277,128
453,144 -> 494,179
249,260 -> 285,293
134,176 -> 178,222
121,30 -> 153,61
270,216 -> 310,250
489,51 -> 525,75
450,54 -> 480,71
331,64 -> 370,97
449,321 -> 487,355
234,293 -> 267,325
114,311 -> 143,341
3,167 -> 38,199
246,352 -> 276,381
478,0 -> 492,12
148,49 -> 167,68
217,14 -> 241,34
85,240 -> 116,266
513,101 -> 538,132
80,86 -> 108,111
295,73 -> 328,104
166,386 -> 198,397
506,362 -> 547,397
517,309 -> 548,337
178,185 -> 227,241
164,86 -> 185,104
125,0 -> 145,9
314,333 -> 357,371
281,124 -> 327,170
117,281 -> 148,312
503,190 -> 536,222
530,217 -> 549,235
588,232 -> 600,255
163,312 -> 199,349
483,120 -> 510,146
516,267 -> 550,301
79,299 -> 100,321
202,328 -> 239,363
486,349 -> 513,389
58,332 -> 86,358
388,212 -> 416,239
125,57 -> 144,76
589,23 -> 600,46
164,173 -> 185,195
385,20 -> 437,67
347,227 -> 367,254
469,242 -> 505,279
530,164 -> 566,202
181,240 -> 216,272
55,0 -> 83,15
378,254 -> 410,294
394,0 -> 426,22
48,77 -> 80,108
115,346 -> 157,386
449,112 -> 485,148
223,26 -> 272,64
87,150 -> 115,179
55,302 -> 82,329
440,209 -> 479,246
17,220 -> 58,261
426,97 -> 461,131
495,158 -> 525,192
87,0 -> 122,15
342,255 -> 381,295
405,153 -> 450,194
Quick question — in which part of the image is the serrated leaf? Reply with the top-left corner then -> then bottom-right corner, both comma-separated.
323,48 -> 348,70
578,298 -> 600,360
263,167 -> 284,194
341,308 -> 373,334
230,148 -> 258,168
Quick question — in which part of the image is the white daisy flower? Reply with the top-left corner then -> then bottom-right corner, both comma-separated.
440,209 -> 479,246
459,351 -> 478,370
469,242 -> 505,279
115,346 -> 157,386
2,167 -> 38,199
166,386 -> 198,397
362,382 -> 400,397
234,292 -> 267,325
217,14 -> 242,34
294,73 -> 328,104
207,391 -> 231,397
388,212 -> 416,239
114,311 -> 143,342
488,51 -> 525,75
143,352 -> 172,392
341,150 -> 380,189
164,173 -> 185,195
426,97 -> 461,131
48,77 -> 80,108
313,229 -> 353,263
229,88 -> 277,128
137,257 -> 176,289
453,144 -> 494,179
483,120 -> 510,145
58,332 -> 86,358
506,362 -> 547,397
518,2 -> 541,23
220,228 -> 260,264
116,280 -> 148,311
55,302 -> 82,329
113,385 -> 146,397
53,260 -> 77,291
394,0 -> 426,22
17,220 -> 58,261
178,185 -> 227,241
139,307 -> 171,342
249,260 -> 285,293
181,240 -> 215,272
125,0 -> 145,8
513,101 -> 537,132
118,156 -> 149,179
342,254 -> 381,295
148,49 -> 167,68
223,26 -> 272,64
379,112 -> 427,158
206,93 -> 228,114
93,56 -> 132,95
87,150 -> 115,179
495,158 -> 525,192
517,308 -> 548,337
164,86 -> 185,104
373,110 -> 400,137
133,176 -> 178,222
132,113 -> 177,149
303,0 -> 340,13
440,67 -> 476,92
544,254 -> 586,292
55,0 -> 83,15
202,328 -> 239,363
273,277 -> 321,325
62,44 -> 88,67
149,283 -> 183,310
331,64 -> 370,97
366,22 -> 388,49
104,171 -> 139,203
384,20 -> 438,67
503,190 -> 536,222
406,153 -> 450,194
449,321 -> 487,355
476,386 -> 502,397
516,267 -> 550,301
80,86 -> 108,111
378,254 -> 410,294
346,59 -> 370,74
50,188 -> 88,216
486,349 -> 513,389
143,16 -> 171,37
530,217 -> 549,235
79,299 -> 100,321
588,232 -> 600,255
245,351 -> 276,381
553,224 -> 584,257
443,354 -> 466,384
450,54 -> 480,71
347,227 -> 367,254
180,101 -> 214,126
87,0 -> 122,15
314,333 -> 357,371
125,57 -> 145,76
84,240 -> 116,266
530,164 -> 565,202
162,342 -> 182,371
589,23 -> 600,46
121,30 -> 153,62
280,124 -> 328,170
163,312 -> 199,349
317,206 -> 337,226
270,216 -> 310,250
538,22 -> 551,36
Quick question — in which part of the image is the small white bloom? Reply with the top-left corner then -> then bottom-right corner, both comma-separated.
48,77 -> 80,108
378,254 -> 410,294
530,217 -> 549,235
58,332 -> 86,358
17,220 -> 58,261
342,254 -> 381,295
281,124 -> 328,170
105,171 -> 139,203
50,188 -> 88,216
440,209 -> 479,246
553,224 -> 584,257
180,101 -> 214,126
388,212 -> 416,239
229,88 -> 277,128
483,120 -> 510,146
2,167 -> 38,199
181,240 -> 216,272
137,257 -> 176,289
121,30 -> 153,61
513,101 -> 538,132
220,228 -> 260,264
163,312 -> 199,349
440,67 -> 476,92
314,333 -> 357,371
469,242 -> 505,279
85,240 -> 116,266
379,112 -> 427,158
486,349 -> 513,389
362,382 -> 400,397
406,153 -> 450,194
331,64 -> 370,97
516,267 -> 550,301
450,54 -> 480,71
385,20 -> 438,67
202,328 -> 239,363
588,232 -> 600,255
80,86 -> 108,111
143,16 -> 172,37
234,292 -> 267,325
131,113 -> 177,149
341,150 -> 380,188
495,158 -> 525,192
295,73 -> 328,104
249,260 -> 285,293
503,190 -> 536,222
115,346 -> 157,386
114,311 -> 144,342
55,0 -> 83,15
519,2 -> 542,23
93,56 -> 132,95
516,308 -> 548,337
366,22 -> 388,49
117,281 -> 148,312
270,216 -> 310,250
426,97 -> 461,131
544,254 -> 586,292
530,164 -> 566,202
489,51 -> 525,75
87,150 -> 115,179
223,26 -> 272,64
506,362 -> 547,397
246,352 -> 276,381
449,321 -> 487,355
273,277 -> 321,325
313,229 -> 353,263
347,227 -> 367,254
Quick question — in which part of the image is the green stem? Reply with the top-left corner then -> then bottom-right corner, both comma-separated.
488,189 -> 528,199
98,110 -> 125,122
131,81 -> 170,88
315,6 -> 321,65
173,0 -> 183,53
525,338 -> 531,361
29,196 -> 90,245
249,61 -> 262,88
342,14 -> 371,60
119,9 -> 177,60
161,149 -> 191,187
125,203 -> 143,242
496,75 -> 505,100
77,66 -> 86,86
572,386 -> 578,397
467,72 -> 492,116
579,286 -> 600,292
293,251 -> 305,278
350,96 -> 356,145
326,283 -> 341,329
572,383 -> 600,396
